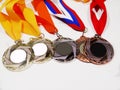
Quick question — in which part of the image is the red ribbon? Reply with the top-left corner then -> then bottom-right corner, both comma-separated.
90,0 -> 107,36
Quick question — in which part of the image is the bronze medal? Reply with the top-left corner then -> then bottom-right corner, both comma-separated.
76,35 -> 90,63
84,35 -> 114,65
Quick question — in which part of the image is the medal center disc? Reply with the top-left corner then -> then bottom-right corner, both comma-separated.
90,43 -> 107,57
32,43 -> 48,56
10,49 -> 27,63
55,42 -> 73,56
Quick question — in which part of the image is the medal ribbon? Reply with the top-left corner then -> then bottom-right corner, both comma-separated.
32,0 -> 58,34
74,0 -> 90,3
90,0 -> 107,36
45,0 -> 85,32
0,0 -> 41,40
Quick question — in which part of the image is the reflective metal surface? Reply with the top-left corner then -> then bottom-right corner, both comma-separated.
2,41 -> 34,72
85,35 -> 114,65
53,37 -> 77,62
76,36 -> 90,63
28,37 -> 53,64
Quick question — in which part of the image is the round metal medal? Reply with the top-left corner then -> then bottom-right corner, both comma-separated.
53,34 -> 77,62
28,36 -> 53,64
76,35 -> 90,63
2,41 -> 34,71
85,34 -> 114,65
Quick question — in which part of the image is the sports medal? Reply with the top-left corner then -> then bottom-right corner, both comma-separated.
53,33 -> 77,62
86,0 -> 114,64
45,0 -> 87,62
0,0 -> 34,71
45,0 -> 85,62
77,0 -> 114,64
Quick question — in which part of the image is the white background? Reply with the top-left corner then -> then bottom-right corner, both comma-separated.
0,0 -> 120,90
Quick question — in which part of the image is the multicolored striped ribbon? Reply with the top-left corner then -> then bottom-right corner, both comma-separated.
45,0 -> 85,32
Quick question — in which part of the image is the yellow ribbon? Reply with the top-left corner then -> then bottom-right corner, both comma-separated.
0,0 -> 41,41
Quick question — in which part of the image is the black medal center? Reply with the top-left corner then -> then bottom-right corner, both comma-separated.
90,43 -> 107,57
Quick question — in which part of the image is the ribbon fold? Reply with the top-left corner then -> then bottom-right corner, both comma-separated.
32,0 -> 58,34
0,0 -> 41,40
90,0 -> 107,36
45,0 -> 85,32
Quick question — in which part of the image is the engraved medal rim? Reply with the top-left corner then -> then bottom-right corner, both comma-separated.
85,36 -> 114,65
28,37 -> 53,64
76,36 -> 91,63
53,37 -> 77,62
2,43 -> 33,72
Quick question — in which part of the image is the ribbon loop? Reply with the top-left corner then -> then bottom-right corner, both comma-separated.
90,0 -> 107,35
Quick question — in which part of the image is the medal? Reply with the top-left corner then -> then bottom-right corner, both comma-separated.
77,0 -> 114,64
14,0 -> 54,64
88,0 -> 114,64
45,0 -> 83,62
0,0 -> 54,71
53,33 -> 77,62
76,35 -> 90,63
0,0 -> 35,71
45,0 -> 87,62
46,0 -> 114,64
28,36 -> 53,64
32,0 -> 78,62
85,34 -> 114,64
2,41 -> 34,71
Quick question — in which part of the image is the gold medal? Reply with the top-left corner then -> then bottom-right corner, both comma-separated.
28,35 -> 53,64
0,0 -> 47,71
2,41 -> 34,71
